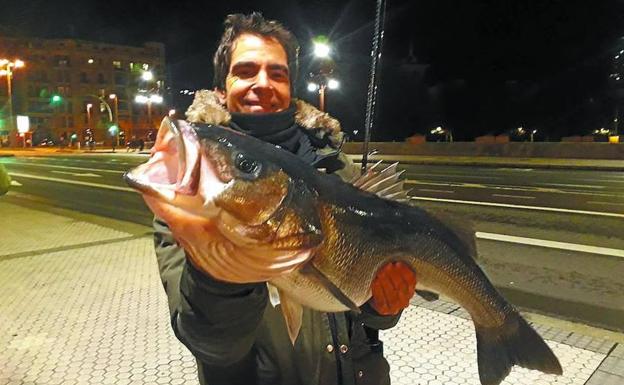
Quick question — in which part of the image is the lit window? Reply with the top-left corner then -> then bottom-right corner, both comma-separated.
113,60 -> 122,69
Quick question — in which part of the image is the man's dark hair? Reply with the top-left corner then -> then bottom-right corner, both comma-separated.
213,12 -> 300,92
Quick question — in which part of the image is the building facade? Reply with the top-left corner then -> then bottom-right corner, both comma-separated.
0,36 -> 166,146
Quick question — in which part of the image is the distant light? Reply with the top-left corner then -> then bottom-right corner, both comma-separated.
168,109 -> 176,117
313,42 -> 331,58
353,130 -> 359,135
135,95 -> 148,104
108,125 -> 119,135
307,82 -> 319,92
14,60 -> 25,68
327,79 -> 339,90
86,103 -> 93,109
109,93 -> 116,99
0,69 -> 7,76
0,59 -> 8,66
16,115 -> 29,134
149,94 -> 163,104
430,126 -> 444,134
88,58 -> 94,64
51,95 -> 62,103
141,71 -> 154,81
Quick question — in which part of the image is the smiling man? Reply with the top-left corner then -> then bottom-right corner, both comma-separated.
153,12 -> 417,385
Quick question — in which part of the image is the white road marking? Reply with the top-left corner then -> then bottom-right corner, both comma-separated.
10,180 -> 22,187
418,189 -> 455,194
9,161 -> 125,174
587,201 -> 624,207
7,172 -> 136,193
535,183 -> 605,189
406,179 -> 618,197
410,196 -> 624,218
51,171 -> 101,178
492,194 -> 535,199
476,232 -> 624,258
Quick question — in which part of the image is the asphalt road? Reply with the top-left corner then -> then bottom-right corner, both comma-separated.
1,153 -> 623,331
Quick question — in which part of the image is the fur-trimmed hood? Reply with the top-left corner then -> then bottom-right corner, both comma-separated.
185,90 -> 344,147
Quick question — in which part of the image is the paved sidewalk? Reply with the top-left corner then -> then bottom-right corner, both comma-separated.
1,196 -> 623,385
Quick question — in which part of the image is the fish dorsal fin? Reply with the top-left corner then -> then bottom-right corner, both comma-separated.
277,288 -> 304,345
428,209 -> 479,260
349,161 -> 409,202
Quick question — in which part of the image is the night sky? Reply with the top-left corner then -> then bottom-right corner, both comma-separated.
1,0 -> 624,140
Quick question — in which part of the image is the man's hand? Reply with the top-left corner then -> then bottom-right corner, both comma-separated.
368,261 -> 417,316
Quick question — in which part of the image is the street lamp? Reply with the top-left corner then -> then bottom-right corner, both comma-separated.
135,93 -> 162,131
309,38 -> 338,112
313,42 -> 331,58
0,58 -> 25,147
141,70 -> 154,81
109,93 -> 120,139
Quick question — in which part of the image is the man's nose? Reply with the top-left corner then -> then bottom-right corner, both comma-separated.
253,69 -> 271,89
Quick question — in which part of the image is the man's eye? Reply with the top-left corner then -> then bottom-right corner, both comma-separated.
271,71 -> 288,80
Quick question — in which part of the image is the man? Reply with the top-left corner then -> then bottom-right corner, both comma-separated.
154,12 -> 417,385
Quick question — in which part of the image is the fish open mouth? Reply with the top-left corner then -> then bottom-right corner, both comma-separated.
124,118 -> 201,202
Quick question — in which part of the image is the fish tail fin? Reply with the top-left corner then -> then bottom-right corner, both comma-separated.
475,313 -> 562,385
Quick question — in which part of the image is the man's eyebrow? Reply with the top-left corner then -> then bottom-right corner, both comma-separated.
231,61 -> 259,70
267,64 -> 289,73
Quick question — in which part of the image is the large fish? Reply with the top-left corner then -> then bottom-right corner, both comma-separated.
125,118 -> 562,385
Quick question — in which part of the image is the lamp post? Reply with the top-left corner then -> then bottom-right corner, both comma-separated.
309,39 -> 338,112
0,59 -> 25,147
109,93 -> 120,139
135,93 -> 162,132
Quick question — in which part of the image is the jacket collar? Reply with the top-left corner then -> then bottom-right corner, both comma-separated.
184,90 -> 344,148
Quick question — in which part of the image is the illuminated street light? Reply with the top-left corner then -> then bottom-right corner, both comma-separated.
135,94 -> 148,104
313,42 -> 331,58
327,78 -> 339,90
307,82 -> 319,92
141,70 -> 154,81
0,58 -> 25,147
135,93 -> 163,130
149,94 -> 163,104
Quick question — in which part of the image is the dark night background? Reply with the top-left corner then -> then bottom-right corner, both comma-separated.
1,0 -> 624,141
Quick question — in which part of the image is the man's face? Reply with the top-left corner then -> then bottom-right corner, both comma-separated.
222,33 -> 291,114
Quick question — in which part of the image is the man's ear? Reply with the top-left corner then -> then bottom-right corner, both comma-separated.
214,88 -> 227,106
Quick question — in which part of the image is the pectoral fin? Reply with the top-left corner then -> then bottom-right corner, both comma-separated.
300,262 -> 361,314
278,289 -> 303,345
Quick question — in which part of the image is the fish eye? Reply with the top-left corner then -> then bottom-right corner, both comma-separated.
234,153 -> 261,176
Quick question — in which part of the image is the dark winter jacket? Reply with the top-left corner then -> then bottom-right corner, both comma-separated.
153,90 -> 401,385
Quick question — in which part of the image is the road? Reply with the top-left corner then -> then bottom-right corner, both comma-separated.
1,153 -> 623,331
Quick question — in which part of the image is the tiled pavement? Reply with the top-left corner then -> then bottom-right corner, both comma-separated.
1,200 -> 622,385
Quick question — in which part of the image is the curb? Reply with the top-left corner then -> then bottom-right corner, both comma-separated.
498,286 -> 624,333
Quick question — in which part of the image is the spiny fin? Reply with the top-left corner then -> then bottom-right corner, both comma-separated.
278,289 -> 303,345
475,314 -> 562,385
427,209 -> 478,260
300,263 -> 361,314
415,290 -> 439,302
349,161 -> 409,202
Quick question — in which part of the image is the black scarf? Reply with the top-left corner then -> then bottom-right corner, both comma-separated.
229,105 -> 303,153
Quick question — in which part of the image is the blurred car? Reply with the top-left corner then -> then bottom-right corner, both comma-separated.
37,138 -> 56,146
